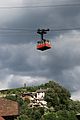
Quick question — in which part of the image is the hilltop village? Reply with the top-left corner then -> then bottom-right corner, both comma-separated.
21,89 -> 48,108
0,81 -> 79,120
0,88 -> 48,120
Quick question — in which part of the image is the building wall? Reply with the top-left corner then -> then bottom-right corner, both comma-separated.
36,92 -> 45,99
22,95 -> 33,101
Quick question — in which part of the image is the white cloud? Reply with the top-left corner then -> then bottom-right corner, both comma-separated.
71,90 -> 80,100
0,0 -> 23,27
0,0 -> 80,100
6,74 -> 47,89
0,0 -> 23,6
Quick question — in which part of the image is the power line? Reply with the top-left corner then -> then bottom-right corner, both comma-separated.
0,27 -> 80,32
50,27 -> 80,31
15,1 -> 54,5
0,28 -> 80,36
0,28 -> 36,31
0,3 -> 80,9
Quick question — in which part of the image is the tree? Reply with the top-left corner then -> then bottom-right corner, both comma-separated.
4,81 -> 79,120
42,110 -> 77,120
41,112 -> 57,120
44,81 -> 71,111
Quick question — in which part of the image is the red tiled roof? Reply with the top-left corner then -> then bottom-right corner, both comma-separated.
0,116 -> 5,120
0,98 -> 19,117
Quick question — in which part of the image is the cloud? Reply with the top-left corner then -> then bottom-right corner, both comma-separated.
0,30 -> 80,92
7,75 -> 47,89
71,89 -> 80,100
43,31 -> 80,90
0,0 -> 23,27
0,0 -> 80,44
0,0 -> 80,100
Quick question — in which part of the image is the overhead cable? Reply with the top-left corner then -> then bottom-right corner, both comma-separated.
0,3 -> 80,9
0,28 -> 35,31
50,27 -> 80,31
0,27 -> 80,32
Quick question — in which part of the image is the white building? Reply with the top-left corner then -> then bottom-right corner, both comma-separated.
22,89 -> 48,108
36,89 -> 47,99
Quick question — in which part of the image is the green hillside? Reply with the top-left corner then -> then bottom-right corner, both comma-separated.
3,81 -> 80,120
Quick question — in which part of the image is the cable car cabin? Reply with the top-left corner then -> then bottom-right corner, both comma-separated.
37,40 -> 51,51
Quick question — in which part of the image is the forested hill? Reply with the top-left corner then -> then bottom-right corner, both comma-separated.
2,81 -> 80,120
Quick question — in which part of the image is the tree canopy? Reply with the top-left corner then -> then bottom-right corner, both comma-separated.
4,81 -> 79,120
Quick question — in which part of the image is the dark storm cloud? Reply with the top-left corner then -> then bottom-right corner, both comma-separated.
0,0 -> 80,99
6,31 -> 79,92
0,44 -> 35,71
1,0 -> 79,45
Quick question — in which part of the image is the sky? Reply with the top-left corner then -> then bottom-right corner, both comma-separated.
0,0 -> 80,100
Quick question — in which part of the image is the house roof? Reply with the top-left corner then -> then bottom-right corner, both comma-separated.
22,93 -> 34,98
0,116 -> 5,120
0,98 -> 19,117
76,113 -> 80,116
36,89 -> 47,93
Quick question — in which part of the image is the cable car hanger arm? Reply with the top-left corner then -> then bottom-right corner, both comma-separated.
37,29 -> 49,40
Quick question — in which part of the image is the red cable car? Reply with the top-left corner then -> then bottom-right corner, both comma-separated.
37,40 -> 51,51
36,29 -> 52,51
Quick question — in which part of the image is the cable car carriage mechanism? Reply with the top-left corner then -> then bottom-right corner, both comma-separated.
36,29 -> 51,51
